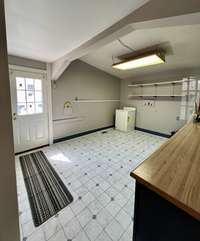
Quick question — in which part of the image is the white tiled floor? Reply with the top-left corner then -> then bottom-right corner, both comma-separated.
15,128 -> 166,241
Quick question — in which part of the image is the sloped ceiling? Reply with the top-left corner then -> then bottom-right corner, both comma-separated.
81,23 -> 200,79
4,0 -> 148,62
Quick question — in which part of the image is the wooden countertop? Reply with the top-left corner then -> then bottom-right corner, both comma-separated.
131,122 -> 200,221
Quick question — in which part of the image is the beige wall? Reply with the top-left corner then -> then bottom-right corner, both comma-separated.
7,56 -> 120,140
0,2 -> 20,241
52,60 -> 120,139
120,71 -> 193,135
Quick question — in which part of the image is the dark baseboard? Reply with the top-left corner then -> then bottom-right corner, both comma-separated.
135,127 -> 171,138
15,144 -> 49,156
16,126 -> 169,154
54,125 -> 170,144
53,125 -> 114,143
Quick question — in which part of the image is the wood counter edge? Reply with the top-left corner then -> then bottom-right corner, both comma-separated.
130,171 -> 200,221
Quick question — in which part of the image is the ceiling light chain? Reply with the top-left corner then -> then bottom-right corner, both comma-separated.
118,39 -> 134,52
112,55 -> 116,64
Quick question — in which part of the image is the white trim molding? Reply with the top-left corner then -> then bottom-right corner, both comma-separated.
72,99 -> 120,103
51,59 -> 70,81
9,64 -> 47,74
47,63 -> 54,145
9,63 -> 54,146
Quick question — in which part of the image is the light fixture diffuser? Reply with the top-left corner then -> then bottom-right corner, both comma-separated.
112,52 -> 165,70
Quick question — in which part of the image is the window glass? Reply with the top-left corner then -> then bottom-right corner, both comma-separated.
188,92 -> 196,104
17,103 -> 27,115
35,91 -> 42,102
182,81 -> 188,91
17,90 -> 26,102
26,91 -> 35,102
16,77 -> 43,115
26,78 -> 34,91
181,95 -> 187,106
189,80 -> 196,91
180,106 -> 186,120
35,103 -> 43,113
197,80 -> 200,91
35,79 -> 42,91
16,77 -> 25,90
27,103 -> 35,114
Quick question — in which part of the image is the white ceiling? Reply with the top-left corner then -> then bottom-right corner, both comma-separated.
5,0 -> 147,62
81,24 -> 200,79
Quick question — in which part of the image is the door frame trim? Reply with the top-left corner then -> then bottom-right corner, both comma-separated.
47,64 -> 53,145
9,64 -> 53,147
9,64 -> 47,74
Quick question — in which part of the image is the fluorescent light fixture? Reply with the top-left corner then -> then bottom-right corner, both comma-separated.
112,52 -> 165,70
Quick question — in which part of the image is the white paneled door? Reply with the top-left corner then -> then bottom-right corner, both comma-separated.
9,68 -> 49,153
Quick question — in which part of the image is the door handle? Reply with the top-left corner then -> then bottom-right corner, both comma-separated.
13,113 -> 17,120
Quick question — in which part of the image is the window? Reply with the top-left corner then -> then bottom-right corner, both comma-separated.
180,78 -> 200,121
16,77 -> 43,115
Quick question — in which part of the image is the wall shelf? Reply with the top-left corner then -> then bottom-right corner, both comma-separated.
128,94 -> 185,98
128,80 -> 185,88
128,80 -> 186,100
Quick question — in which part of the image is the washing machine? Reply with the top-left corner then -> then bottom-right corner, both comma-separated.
115,107 -> 136,132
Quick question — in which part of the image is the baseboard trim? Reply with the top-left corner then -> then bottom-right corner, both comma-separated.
15,144 -> 49,156
53,125 -> 114,143
135,127 -> 171,138
16,126 -> 169,153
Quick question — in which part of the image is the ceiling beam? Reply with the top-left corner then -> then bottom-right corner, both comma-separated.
52,0 -> 200,81
131,12 -> 200,30
52,59 -> 71,80
51,24 -> 136,80
51,0 -> 150,81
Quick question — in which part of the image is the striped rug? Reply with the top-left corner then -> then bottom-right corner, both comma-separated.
20,151 -> 73,227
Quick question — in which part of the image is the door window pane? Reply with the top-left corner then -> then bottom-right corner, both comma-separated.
26,91 -> 35,102
35,91 -> 42,102
16,77 -> 25,90
16,77 -> 44,115
17,90 -> 26,102
35,79 -> 42,91
17,103 -> 27,115
26,78 -> 34,91
35,103 -> 43,113
27,103 -> 35,114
